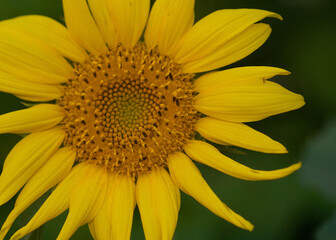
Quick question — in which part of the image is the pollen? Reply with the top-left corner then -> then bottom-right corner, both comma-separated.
59,44 -> 199,178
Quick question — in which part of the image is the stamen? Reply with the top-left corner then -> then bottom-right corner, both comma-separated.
59,43 -> 199,178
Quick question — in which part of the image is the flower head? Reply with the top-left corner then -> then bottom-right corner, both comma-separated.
0,0 -> 304,239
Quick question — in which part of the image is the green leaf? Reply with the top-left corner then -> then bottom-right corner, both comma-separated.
299,118 -> 336,201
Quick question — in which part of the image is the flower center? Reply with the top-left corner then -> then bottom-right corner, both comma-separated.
95,80 -> 165,146
59,43 -> 198,178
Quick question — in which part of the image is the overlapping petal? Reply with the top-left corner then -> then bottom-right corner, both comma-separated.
0,128 -> 65,206
89,202 -> 111,240
137,168 -> 180,240
0,147 -> 75,240
0,1 -> 306,240
172,9 -> 281,72
56,164 -> 108,240
1,15 -> 87,62
107,174 -> 136,240
149,168 -> 180,240
63,0 -> 106,54
10,163 -> 86,240
0,26 -> 73,84
106,0 -> 150,47
136,174 -> 161,240
195,117 -> 287,153
0,71 -> 62,102
168,152 -> 254,231
145,0 -> 194,55
182,23 -> 272,73
184,140 -> 301,181
87,0 -> 118,47
0,104 -> 64,134
194,79 -> 305,122
88,175 -> 115,240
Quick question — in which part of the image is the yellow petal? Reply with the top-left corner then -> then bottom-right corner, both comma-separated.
0,104 -> 64,134
62,0 -> 106,54
107,174 -> 136,240
0,128 -> 65,206
137,168 -> 180,240
194,79 -> 305,122
195,117 -> 287,153
182,23 -> 272,73
106,0 -> 150,47
184,140 -> 302,181
151,168 -> 180,240
88,175 -> 116,240
10,163 -> 86,240
145,0 -> 194,55
194,66 -> 290,92
1,15 -> 88,62
0,26 -> 73,84
0,147 -> 75,240
89,204 -> 111,240
136,173 -> 161,240
56,164 -> 108,240
0,71 -> 62,102
172,9 -> 280,62
168,152 -> 254,231
87,0 -> 118,47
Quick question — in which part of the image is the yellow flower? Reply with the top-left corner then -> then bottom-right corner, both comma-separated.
0,0 -> 304,239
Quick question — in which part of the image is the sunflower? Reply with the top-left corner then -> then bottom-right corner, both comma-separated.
0,0 -> 304,239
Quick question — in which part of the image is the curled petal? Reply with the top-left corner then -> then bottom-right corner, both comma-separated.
184,140 -> 301,181
168,152 -> 254,231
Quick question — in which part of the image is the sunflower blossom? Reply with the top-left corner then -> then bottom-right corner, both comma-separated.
0,0 -> 304,239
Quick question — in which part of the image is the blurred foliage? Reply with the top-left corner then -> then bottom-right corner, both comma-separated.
300,119 -> 336,201
300,119 -> 336,240
316,210 -> 336,240
0,0 -> 335,239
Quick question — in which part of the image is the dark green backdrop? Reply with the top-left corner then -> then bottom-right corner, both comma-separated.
0,0 -> 335,239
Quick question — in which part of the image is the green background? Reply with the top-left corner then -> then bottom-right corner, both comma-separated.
0,0 -> 335,239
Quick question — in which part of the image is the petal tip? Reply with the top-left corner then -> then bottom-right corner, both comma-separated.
293,162 -> 302,171
272,13 -> 283,21
278,147 -> 288,154
247,222 -> 255,232
238,217 -> 254,231
294,95 -> 306,109
281,69 -> 291,75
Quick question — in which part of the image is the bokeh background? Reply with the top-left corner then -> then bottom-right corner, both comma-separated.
0,0 -> 335,239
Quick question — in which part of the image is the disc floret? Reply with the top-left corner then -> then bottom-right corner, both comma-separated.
60,44 -> 199,178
